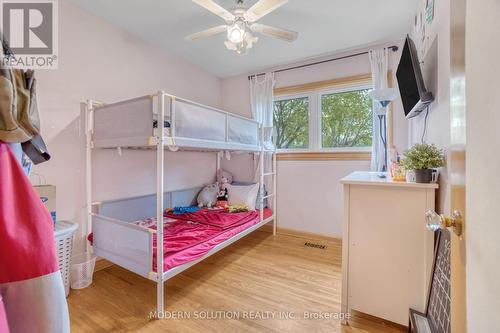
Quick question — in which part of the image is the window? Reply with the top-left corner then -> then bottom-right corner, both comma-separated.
273,96 -> 309,149
321,89 -> 373,148
273,78 -> 373,152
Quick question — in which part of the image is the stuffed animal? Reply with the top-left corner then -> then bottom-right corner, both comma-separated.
217,169 -> 233,191
197,183 -> 219,208
217,188 -> 228,201
227,204 -> 250,213
216,188 -> 229,208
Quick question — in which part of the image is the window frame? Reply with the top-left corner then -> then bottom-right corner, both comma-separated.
273,81 -> 374,154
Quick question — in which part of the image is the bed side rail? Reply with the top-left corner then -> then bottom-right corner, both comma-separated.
94,187 -> 202,222
92,214 -> 153,279
169,96 -> 260,147
93,95 -> 166,148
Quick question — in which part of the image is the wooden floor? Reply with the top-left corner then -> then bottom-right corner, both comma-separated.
68,231 -> 405,333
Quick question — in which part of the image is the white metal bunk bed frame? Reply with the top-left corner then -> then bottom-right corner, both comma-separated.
85,91 -> 277,315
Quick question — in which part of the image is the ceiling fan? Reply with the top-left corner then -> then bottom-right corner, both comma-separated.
186,0 -> 298,55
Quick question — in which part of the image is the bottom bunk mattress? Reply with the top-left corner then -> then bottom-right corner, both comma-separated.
132,208 -> 273,272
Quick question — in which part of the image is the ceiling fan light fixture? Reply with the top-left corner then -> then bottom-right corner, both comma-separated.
227,20 -> 246,43
225,31 -> 258,55
189,0 -> 297,54
224,40 -> 237,51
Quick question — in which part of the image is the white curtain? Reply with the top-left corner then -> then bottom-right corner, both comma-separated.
250,73 -> 275,205
250,72 -> 275,149
369,48 -> 390,172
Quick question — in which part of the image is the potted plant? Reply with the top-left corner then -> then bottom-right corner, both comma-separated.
401,143 -> 445,183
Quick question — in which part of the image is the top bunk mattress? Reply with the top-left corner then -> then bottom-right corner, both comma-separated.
91,94 -> 265,151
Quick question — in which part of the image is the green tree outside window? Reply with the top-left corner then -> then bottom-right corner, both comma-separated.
273,89 -> 373,150
321,89 -> 373,148
273,97 -> 309,149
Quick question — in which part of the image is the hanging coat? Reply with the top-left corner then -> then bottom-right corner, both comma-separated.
0,39 -> 50,164
0,142 -> 70,333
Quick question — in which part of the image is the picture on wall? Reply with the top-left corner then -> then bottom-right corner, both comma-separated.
426,0 -> 435,24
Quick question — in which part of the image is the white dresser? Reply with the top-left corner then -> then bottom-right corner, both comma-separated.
340,171 -> 438,326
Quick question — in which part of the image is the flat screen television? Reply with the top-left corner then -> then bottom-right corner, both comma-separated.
396,36 -> 434,118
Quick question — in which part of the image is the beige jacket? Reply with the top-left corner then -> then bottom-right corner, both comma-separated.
0,45 -> 40,143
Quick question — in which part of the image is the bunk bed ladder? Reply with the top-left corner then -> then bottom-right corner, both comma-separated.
259,126 -> 265,227
259,125 -> 277,236
272,150 -> 277,236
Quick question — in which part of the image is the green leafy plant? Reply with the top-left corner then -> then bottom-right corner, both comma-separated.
401,143 -> 445,170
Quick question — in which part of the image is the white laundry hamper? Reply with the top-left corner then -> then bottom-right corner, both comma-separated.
54,220 -> 78,297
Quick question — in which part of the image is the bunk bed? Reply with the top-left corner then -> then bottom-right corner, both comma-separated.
85,91 -> 276,315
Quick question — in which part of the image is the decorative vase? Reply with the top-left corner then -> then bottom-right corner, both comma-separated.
414,169 -> 433,183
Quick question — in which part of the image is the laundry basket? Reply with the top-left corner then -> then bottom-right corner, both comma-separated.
54,220 -> 78,297
70,252 -> 96,289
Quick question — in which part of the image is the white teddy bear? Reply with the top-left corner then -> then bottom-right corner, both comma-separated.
217,169 -> 233,191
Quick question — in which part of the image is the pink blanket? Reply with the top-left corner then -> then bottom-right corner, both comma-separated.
137,217 -> 222,256
137,208 -> 272,272
165,209 -> 260,229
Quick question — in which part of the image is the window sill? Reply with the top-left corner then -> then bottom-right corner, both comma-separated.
276,151 -> 372,161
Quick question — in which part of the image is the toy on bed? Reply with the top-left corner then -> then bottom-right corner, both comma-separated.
216,188 -> 228,208
166,206 -> 201,215
227,204 -> 250,213
215,169 -> 233,207
217,169 -> 233,190
197,183 -> 219,208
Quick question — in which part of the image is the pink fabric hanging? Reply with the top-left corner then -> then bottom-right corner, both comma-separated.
0,142 -> 69,333
0,296 -> 9,333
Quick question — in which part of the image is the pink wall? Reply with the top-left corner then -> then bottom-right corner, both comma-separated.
221,45 -> 408,237
33,0 -> 223,251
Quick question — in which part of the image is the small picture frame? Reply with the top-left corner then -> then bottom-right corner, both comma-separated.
425,0 -> 435,24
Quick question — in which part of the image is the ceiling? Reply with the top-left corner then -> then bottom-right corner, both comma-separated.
68,0 -> 417,78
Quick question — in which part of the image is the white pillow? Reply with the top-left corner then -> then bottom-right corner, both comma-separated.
227,183 -> 259,211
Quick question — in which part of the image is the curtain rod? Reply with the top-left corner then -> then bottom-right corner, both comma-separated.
247,45 -> 399,80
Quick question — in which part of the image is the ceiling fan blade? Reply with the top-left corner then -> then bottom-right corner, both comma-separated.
185,25 -> 227,41
244,0 -> 288,22
192,0 -> 235,21
250,23 -> 298,42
